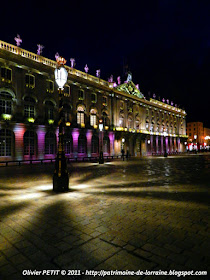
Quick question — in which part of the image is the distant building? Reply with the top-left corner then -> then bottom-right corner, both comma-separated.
186,122 -> 210,151
0,39 -> 187,161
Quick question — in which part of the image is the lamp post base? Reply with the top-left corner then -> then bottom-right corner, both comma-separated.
164,152 -> 168,158
53,152 -> 69,191
99,151 -> 104,164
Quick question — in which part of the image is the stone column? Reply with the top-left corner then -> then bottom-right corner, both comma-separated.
36,125 -> 46,159
150,135 -> 153,154
177,137 -> 180,152
86,130 -> 92,157
161,136 -> 164,153
156,136 -> 159,153
166,136 -> 169,153
109,131 -> 115,156
13,123 -> 26,161
170,137 -> 172,151
72,128 -> 79,158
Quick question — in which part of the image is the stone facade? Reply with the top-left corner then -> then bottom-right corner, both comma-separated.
0,40 -> 187,161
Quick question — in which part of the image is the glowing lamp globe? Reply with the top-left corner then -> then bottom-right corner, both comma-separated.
54,66 -> 68,89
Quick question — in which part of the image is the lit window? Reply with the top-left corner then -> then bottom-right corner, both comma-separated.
0,129 -> 12,156
1,67 -> 12,83
90,108 -> 97,126
25,74 -> 35,88
77,106 -> 85,125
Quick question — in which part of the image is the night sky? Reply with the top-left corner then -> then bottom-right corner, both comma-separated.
1,0 -> 210,127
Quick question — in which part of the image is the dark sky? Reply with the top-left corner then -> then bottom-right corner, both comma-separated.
1,0 -> 210,127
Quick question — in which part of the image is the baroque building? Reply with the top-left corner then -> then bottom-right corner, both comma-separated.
0,40 -> 187,161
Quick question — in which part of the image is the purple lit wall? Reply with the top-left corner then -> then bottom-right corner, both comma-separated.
37,126 -> 46,159
108,132 -> 115,155
72,129 -> 79,157
86,130 -> 93,156
13,124 -> 26,160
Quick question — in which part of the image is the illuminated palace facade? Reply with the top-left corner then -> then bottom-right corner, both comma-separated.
0,40 -> 187,161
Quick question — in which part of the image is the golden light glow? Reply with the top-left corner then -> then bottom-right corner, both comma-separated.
28,118 -> 35,123
2,114 -> 12,120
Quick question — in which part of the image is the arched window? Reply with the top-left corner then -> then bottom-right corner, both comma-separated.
90,108 -> 97,126
0,91 -> 13,115
77,106 -> 85,125
45,132 -> 56,155
63,103 -> 71,122
103,135 -> 110,154
24,131 -> 36,155
64,133 -> 73,154
78,134 -> 87,154
45,101 -> 55,120
128,116 -> 133,129
0,129 -> 13,156
91,135 -> 99,154
102,112 -> 109,126
24,96 -> 36,118
135,119 -> 140,130
119,114 -> 124,127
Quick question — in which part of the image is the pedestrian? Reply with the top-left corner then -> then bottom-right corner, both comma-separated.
126,150 -> 129,160
121,149 -> 125,161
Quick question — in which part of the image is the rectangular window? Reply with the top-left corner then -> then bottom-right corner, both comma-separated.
90,115 -> 96,126
91,93 -> 97,103
47,80 -> 54,93
77,112 -> 84,124
25,74 -> 35,88
0,100 -> 12,114
102,96 -> 107,106
64,85 -> 70,97
24,105 -> 35,118
45,108 -> 54,119
120,101 -> 124,110
79,90 -> 84,100
1,67 -> 12,82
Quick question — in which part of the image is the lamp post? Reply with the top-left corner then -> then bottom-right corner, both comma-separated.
99,119 -> 104,164
53,56 -> 69,191
163,131 -> 168,157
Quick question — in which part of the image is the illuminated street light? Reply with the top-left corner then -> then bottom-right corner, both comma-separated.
99,119 -> 104,164
53,56 -> 69,192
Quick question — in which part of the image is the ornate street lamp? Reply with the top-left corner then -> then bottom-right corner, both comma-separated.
53,56 -> 69,191
99,119 -> 104,164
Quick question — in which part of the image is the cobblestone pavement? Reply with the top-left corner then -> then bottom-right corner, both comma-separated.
0,155 -> 209,280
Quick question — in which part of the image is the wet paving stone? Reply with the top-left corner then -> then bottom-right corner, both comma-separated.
0,154 -> 209,279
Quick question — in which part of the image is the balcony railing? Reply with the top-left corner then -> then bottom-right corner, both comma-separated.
0,40 -> 110,88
